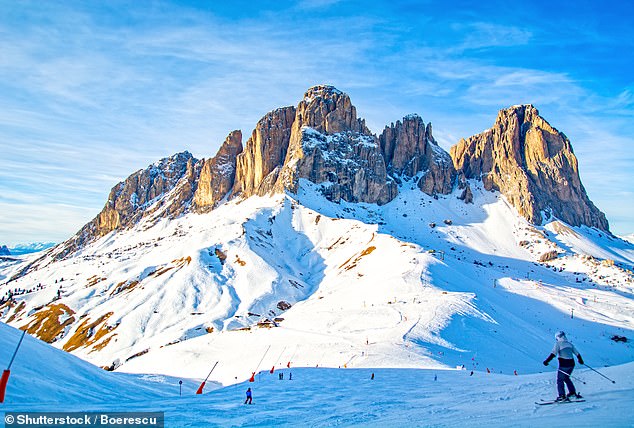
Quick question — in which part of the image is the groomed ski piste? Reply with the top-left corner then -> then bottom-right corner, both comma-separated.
1,180 -> 634,426
1,322 -> 634,427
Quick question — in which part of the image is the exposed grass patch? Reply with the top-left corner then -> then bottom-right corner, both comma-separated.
339,246 -> 376,271
110,280 -> 140,296
86,275 -> 107,288
91,333 -> 117,352
4,301 -> 26,323
22,303 -> 75,343
63,312 -> 116,352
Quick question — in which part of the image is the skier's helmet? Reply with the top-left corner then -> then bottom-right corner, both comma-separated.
555,331 -> 566,341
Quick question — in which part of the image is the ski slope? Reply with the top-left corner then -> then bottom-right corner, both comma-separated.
1,180 -> 633,426
1,322 -> 633,427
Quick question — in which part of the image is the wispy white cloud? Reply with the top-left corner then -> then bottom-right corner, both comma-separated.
454,22 -> 532,50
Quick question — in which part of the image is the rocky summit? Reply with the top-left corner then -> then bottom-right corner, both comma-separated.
59,87 -> 609,256
451,105 -> 609,231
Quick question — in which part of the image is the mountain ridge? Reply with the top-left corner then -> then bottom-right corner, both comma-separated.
1,85 -> 630,385
56,86 -> 610,257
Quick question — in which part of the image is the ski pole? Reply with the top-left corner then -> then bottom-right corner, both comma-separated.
556,368 -> 585,384
583,363 -> 616,384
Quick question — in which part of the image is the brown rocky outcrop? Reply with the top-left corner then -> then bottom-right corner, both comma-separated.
272,85 -> 396,204
232,107 -> 296,197
293,85 -> 370,135
57,152 -> 198,256
450,105 -> 609,230
379,115 -> 455,195
98,151 -> 196,232
193,130 -> 243,212
286,128 -> 397,204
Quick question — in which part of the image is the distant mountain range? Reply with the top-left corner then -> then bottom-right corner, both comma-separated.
1,242 -> 56,256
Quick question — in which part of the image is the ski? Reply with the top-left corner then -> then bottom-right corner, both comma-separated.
536,398 -> 585,406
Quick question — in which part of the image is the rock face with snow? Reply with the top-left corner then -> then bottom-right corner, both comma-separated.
95,151 -> 196,233
231,85 -> 399,205
450,105 -> 609,231
58,88 -> 612,255
380,115 -> 455,196
0,245 -> 10,256
59,152 -> 198,255
274,85 -> 396,204
193,130 -> 243,212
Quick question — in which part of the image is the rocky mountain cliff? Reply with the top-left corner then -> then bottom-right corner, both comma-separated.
451,105 -> 609,231
0,246 -> 10,256
58,88 -> 610,257
59,152 -> 198,256
379,114 -> 455,195
193,130 -> 243,213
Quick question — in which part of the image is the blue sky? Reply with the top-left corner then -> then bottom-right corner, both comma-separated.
1,0 -> 632,246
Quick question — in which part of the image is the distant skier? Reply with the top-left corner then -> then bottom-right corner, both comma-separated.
244,387 -> 253,404
543,331 -> 584,401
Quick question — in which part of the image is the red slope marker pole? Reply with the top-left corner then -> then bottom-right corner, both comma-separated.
250,345 -> 271,382
287,345 -> 298,369
196,361 -> 219,395
1,329 -> 27,403
270,346 -> 286,374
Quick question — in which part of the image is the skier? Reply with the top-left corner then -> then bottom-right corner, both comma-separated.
244,387 -> 253,404
543,331 -> 584,401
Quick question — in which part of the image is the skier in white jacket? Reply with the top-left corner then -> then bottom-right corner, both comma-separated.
543,331 -> 584,401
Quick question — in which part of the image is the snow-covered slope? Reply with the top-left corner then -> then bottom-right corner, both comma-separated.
0,322 -> 195,405
1,180 -> 632,390
1,319 -> 633,427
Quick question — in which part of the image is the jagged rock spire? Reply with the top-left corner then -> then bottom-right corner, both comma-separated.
379,114 -> 455,195
194,130 -> 243,212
